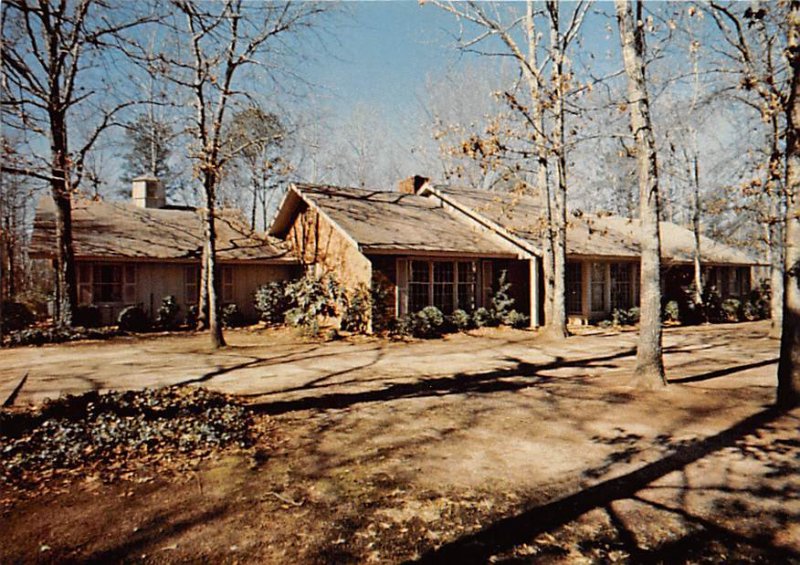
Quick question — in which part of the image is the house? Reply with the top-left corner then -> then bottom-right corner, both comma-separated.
268,179 -> 542,325
30,176 -> 298,325
270,177 -> 759,327
420,184 -> 758,324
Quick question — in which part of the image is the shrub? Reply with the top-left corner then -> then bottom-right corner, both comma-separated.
413,306 -> 445,339
721,298 -> 742,322
341,284 -> 371,333
663,300 -> 680,323
370,273 -> 394,333
156,295 -> 180,330
744,280 -> 770,320
5,326 -> 122,347
73,305 -> 102,328
612,307 -> 640,326
284,273 -> 344,336
490,270 -> 515,324
222,304 -> 248,328
254,281 -> 293,326
389,314 -> 415,338
472,307 -> 493,328
703,287 -> 724,323
186,304 -> 199,329
2,301 -> 34,332
117,305 -> 150,332
448,309 -> 472,331
505,309 -> 529,329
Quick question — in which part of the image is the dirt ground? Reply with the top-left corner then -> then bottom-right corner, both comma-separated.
1,321 -> 798,563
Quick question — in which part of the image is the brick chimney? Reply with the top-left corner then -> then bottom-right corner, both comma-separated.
398,175 -> 429,195
132,175 -> 166,208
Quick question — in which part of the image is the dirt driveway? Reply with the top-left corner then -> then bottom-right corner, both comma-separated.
1,321 -> 797,563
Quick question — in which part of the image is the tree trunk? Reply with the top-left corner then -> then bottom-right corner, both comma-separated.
777,0 -> 800,409
524,1 -> 555,332
547,0 -> 568,339
768,114 -> 785,339
250,176 -> 259,230
197,235 -> 209,331
204,181 -> 226,348
692,153 -> 704,307
616,0 -> 666,388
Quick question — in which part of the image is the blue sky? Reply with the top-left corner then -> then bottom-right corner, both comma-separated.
298,1 -> 623,151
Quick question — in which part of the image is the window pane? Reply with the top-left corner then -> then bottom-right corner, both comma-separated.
433,281 -> 454,314
433,262 -> 454,283
458,262 -> 476,284
610,263 -> 632,310
591,263 -> 606,312
409,282 -> 429,313
566,262 -> 582,314
411,261 -> 429,283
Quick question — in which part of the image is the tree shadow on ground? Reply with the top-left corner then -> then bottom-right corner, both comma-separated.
667,358 -> 779,384
409,406 -> 798,564
246,348 -> 638,416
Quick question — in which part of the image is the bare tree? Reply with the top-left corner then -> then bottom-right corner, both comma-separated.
777,0 -> 800,409
429,1 -> 588,338
223,106 -> 288,230
146,0 -> 327,347
707,1 -> 792,338
616,0 -> 666,387
1,0 -> 151,325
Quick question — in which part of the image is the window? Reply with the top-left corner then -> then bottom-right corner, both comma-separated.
433,262 -> 455,313
610,263 -> 633,310
457,262 -> 477,312
407,260 -> 477,313
566,262 -> 582,314
409,260 -> 430,313
91,264 -> 135,303
222,266 -> 234,303
185,265 -> 199,305
78,264 -> 93,305
591,262 -> 607,312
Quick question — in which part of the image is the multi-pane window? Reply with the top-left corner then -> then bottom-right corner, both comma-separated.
566,262 -> 582,314
77,263 -> 136,304
184,265 -> 199,305
457,262 -> 477,312
222,266 -> 234,303
610,263 -> 633,310
433,262 -> 455,313
407,260 -> 477,313
409,261 -> 430,313
78,264 -> 93,305
591,262 -> 606,312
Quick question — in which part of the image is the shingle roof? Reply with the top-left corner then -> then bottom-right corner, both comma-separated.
270,184 -> 520,257
30,196 -> 294,263
431,186 -> 759,266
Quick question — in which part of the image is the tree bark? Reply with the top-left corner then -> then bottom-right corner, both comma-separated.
692,153 -> 704,307
768,114 -> 785,338
523,1 -> 554,333
547,0 -> 569,338
51,111 -> 77,327
777,0 -> 800,409
197,234 -> 209,331
616,0 -> 666,388
204,184 -> 226,348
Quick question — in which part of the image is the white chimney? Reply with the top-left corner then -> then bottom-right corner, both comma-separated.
132,175 -> 166,208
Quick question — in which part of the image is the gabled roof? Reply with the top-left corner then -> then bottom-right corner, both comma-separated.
426,186 -> 759,266
30,196 -> 295,263
269,184 -> 522,257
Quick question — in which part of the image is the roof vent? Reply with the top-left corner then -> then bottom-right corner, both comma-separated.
132,175 -> 166,209
398,175 -> 429,195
